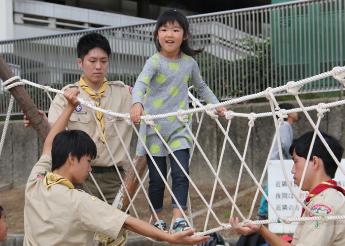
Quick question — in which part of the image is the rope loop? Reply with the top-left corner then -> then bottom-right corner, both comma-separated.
3,76 -> 21,87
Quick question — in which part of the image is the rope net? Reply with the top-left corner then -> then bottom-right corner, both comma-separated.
2,66 -> 345,237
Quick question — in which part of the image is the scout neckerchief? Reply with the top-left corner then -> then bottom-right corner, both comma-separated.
44,172 -> 74,189
79,76 -> 108,142
302,179 -> 345,216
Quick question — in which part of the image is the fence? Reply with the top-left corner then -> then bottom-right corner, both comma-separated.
1,0 -> 345,116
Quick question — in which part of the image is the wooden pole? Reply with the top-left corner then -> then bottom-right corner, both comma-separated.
0,55 -> 50,139
119,155 -> 147,210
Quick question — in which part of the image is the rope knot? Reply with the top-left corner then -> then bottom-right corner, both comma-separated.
248,113 -> 256,127
286,81 -> 302,95
225,110 -> 234,120
205,104 -> 218,119
124,114 -> 132,125
144,118 -> 155,127
265,88 -> 279,109
177,110 -> 189,123
332,66 -> 345,87
276,109 -> 288,122
316,103 -> 329,118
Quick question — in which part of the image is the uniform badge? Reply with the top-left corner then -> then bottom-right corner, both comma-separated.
75,104 -> 82,112
310,203 -> 332,229
310,203 -> 332,215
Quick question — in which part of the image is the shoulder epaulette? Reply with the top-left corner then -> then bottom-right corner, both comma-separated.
108,81 -> 125,87
61,82 -> 79,91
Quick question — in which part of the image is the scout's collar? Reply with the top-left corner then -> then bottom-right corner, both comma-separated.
44,172 -> 74,189
302,179 -> 345,215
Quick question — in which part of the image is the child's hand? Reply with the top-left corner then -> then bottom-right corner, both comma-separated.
131,103 -> 144,124
24,110 -> 47,128
216,106 -> 227,117
63,88 -> 80,107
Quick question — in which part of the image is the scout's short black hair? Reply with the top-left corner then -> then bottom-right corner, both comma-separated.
51,130 -> 97,171
77,32 -> 111,59
289,131 -> 343,178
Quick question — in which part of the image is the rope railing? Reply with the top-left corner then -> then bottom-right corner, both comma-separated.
2,65 -> 345,237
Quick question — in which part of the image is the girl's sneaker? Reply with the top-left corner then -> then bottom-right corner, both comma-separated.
153,219 -> 168,232
172,218 -> 190,233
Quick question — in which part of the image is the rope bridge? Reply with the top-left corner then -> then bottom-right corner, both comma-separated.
1,66 -> 345,237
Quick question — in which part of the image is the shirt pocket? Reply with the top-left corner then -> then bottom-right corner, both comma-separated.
104,115 -> 125,137
69,112 -> 92,135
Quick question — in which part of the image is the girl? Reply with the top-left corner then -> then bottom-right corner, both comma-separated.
130,9 -> 226,232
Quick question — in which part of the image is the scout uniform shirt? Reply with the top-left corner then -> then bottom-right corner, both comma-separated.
292,188 -> 345,246
24,155 -> 128,246
48,80 -> 132,167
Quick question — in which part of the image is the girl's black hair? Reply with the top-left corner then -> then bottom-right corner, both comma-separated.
153,9 -> 203,57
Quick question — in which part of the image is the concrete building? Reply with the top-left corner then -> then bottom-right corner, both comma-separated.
0,0 -> 152,41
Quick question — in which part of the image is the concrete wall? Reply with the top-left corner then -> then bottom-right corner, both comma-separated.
1,98 -> 345,189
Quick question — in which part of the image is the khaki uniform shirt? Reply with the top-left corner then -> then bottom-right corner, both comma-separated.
292,188 -> 345,246
24,155 -> 128,246
48,81 -> 132,167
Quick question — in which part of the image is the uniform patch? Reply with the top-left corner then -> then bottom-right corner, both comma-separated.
310,203 -> 332,216
309,203 -> 333,228
75,104 -> 82,112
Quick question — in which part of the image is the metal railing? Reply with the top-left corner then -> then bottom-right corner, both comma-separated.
1,0 -> 345,116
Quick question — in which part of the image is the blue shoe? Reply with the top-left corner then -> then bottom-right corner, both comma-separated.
153,219 -> 168,232
172,218 -> 190,233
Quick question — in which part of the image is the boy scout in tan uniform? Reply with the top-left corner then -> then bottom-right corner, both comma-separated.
46,32 -> 133,205
48,78 -> 132,204
230,131 -> 345,246
292,188 -> 345,245
24,88 -> 208,246
45,33 -> 133,246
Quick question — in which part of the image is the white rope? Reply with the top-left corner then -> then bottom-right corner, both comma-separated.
0,96 -> 14,158
2,65 -> 345,236
247,133 -> 277,219
196,214 -> 345,237
5,65 -> 344,121
267,97 -> 311,218
230,116 -> 255,218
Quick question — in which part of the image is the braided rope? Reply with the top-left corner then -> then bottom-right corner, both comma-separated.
1,65 -> 345,235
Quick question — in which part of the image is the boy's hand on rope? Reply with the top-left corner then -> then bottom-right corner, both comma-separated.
64,88 -> 80,108
168,228 -> 209,244
130,103 -> 144,124
229,217 -> 261,236
216,106 -> 227,117
23,110 -> 47,128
